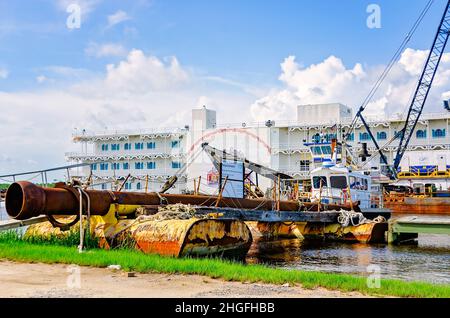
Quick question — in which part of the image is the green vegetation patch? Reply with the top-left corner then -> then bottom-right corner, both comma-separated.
0,183 -> 56,190
0,232 -> 448,298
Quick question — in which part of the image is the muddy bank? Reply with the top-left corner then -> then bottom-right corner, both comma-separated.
0,260 -> 370,298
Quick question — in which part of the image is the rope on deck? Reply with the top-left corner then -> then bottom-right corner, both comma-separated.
337,210 -> 386,227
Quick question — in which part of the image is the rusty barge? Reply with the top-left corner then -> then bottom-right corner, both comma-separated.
3,179 -> 390,258
1,143 -> 391,258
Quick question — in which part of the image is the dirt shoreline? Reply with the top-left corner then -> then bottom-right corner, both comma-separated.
0,260 -> 371,298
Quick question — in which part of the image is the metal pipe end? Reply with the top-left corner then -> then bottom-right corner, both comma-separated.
5,181 -> 46,220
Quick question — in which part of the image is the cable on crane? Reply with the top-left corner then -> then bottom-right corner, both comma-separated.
344,0 -> 435,141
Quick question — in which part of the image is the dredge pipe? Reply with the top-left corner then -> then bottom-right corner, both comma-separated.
6,181 -> 358,220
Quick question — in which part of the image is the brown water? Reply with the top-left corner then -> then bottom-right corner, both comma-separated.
2,204 -> 449,284
246,235 -> 450,284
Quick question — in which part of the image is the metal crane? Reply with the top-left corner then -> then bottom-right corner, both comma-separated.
201,142 -> 294,198
201,143 -> 292,182
352,0 -> 450,179
159,143 -> 293,195
394,1 -> 450,170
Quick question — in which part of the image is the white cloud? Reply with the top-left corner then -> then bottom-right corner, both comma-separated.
251,49 -> 450,122
0,50 -> 251,174
107,10 -> 131,29
36,75 -> 47,83
0,68 -> 8,79
85,42 -> 128,58
4,47 -> 449,175
102,49 -> 189,93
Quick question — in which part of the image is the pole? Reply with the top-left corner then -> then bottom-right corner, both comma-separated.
318,179 -> 323,212
216,176 -> 228,207
145,175 -> 149,193
196,176 -> 201,195
277,175 -> 281,211
118,174 -> 131,192
347,185 -> 354,211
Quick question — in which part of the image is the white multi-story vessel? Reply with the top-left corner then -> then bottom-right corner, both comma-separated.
66,103 -> 450,192
66,127 -> 188,192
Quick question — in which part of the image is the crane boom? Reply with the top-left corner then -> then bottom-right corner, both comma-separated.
394,1 -> 450,170
201,143 -> 293,182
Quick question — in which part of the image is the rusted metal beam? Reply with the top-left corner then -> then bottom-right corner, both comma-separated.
5,181 -> 360,221
192,206 -> 340,223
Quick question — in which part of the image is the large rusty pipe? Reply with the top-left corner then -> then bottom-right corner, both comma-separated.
6,181 -> 357,220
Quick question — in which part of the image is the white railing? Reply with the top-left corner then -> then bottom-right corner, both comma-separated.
72,111 -> 450,140
65,150 -> 185,158
72,127 -> 188,139
277,167 -> 311,177
273,143 -> 309,151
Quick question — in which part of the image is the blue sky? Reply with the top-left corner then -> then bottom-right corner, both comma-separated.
0,0 -> 447,90
1,0 -> 450,174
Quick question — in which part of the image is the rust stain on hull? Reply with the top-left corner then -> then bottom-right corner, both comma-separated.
251,221 -> 387,244
384,197 -> 450,215
128,218 -> 252,257
25,216 -> 253,258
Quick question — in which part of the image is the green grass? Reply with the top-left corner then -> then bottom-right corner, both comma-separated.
0,183 -> 57,190
0,232 -> 449,298
1,227 -> 99,248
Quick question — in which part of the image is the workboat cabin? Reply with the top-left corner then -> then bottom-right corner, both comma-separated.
306,141 -> 376,210
310,165 -> 373,209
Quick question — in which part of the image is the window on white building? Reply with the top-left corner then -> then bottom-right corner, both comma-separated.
416,130 -> 427,139
377,131 -> 387,140
147,142 -> 156,149
172,161 -> 181,169
312,133 -> 321,143
347,133 -> 354,141
359,132 -> 370,141
299,160 -> 310,172
147,162 -> 156,169
171,140 -> 180,148
432,129 -> 446,138
135,162 -> 144,169
111,143 -> 120,151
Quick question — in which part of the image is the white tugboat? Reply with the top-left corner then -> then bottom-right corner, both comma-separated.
305,140 -> 383,211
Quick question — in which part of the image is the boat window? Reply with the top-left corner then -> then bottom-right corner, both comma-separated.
350,176 -> 369,190
362,179 -> 368,191
313,176 -> 327,188
321,146 -> 332,155
330,176 -> 347,189
350,176 -> 360,190
312,146 -> 322,155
